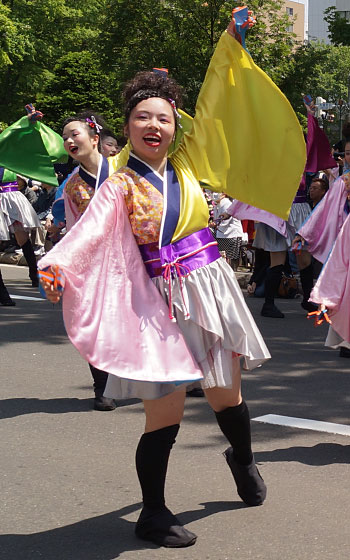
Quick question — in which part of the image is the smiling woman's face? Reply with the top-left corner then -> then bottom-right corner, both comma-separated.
62,121 -> 99,161
124,97 -> 175,169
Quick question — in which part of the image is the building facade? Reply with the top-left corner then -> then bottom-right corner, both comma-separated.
284,0 -> 307,42
308,0 -> 350,43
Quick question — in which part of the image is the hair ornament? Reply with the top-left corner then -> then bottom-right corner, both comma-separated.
168,98 -> 182,129
86,116 -> 103,134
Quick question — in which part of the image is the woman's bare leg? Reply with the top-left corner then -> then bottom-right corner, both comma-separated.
143,390 -> 186,432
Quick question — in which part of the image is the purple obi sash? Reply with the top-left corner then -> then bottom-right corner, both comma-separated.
0,183 -> 18,193
139,228 -> 220,321
139,227 -> 220,279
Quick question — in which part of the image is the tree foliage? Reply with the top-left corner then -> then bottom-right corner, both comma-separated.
2,0 -> 350,141
324,6 -> 350,46
102,0 -> 296,113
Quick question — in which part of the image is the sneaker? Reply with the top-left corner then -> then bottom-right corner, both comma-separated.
261,303 -> 284,318
14,248 -> 23,255
34,246 -> 45,256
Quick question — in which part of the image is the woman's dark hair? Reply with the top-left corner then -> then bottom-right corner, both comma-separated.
123,71 -> 183,124
342,121 -> 350,139
62,111 -> 107,138
100,128 -> 117,141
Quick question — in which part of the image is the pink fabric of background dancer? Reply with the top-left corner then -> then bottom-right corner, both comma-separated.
311,212 -> 350,343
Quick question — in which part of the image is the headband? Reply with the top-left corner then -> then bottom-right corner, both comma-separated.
126,91 -> 182,127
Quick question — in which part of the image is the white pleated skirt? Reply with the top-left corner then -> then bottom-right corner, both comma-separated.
0,191 -> 40,238
104,258 -> 271,400
253,202 -> 311,252
325,326 -> 350,350
0,208 -> 10,240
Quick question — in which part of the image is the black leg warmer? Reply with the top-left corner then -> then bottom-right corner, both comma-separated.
261,264 -> 284,317
264,264 -> 283,305
215,402 -> 267,506
135,424 -> 197,547
88,363 -> 109,397
0,269 -> 15,306
215,400 -> 253,466
136,424 -> 179,510
21,239 -> 38,285
300,264 -> 318,311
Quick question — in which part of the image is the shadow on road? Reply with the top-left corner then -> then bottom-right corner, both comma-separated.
0,398 -> 92,419
0,500 -> 243,560
256,442 -> 350,466
0,397 -> 143,420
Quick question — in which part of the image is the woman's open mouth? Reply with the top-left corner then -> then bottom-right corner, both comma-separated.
143,135 -> 161,147
69,146 -> 78,154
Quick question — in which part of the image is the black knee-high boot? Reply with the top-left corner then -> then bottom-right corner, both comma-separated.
21,239 -> 38,286
261,264 -> 284,318
215,401 -> 267,506
135,424 -> 197,548
0,269 -> 15,306
300,264 -> 317,312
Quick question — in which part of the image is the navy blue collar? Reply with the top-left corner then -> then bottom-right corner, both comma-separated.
127,155 -> 164,194
127,155 -> 180,246
79,156 -> 109,190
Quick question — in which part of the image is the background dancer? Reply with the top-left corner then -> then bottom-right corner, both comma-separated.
0,168 -> 40,287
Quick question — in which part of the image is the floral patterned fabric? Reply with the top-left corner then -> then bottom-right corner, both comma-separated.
109,166 -> 164,245
65,173 -> 95,216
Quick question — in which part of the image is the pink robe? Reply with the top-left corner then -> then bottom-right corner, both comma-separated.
297,175 -> 348,263
227,200 -> 287,236
38,181 -> 203,385
311,213 -> 350,342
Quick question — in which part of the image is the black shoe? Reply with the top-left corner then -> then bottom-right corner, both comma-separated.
135,506 -> 197,548
301,301 -> 318,312
339,347 -> 350,358
261,303 -> 284,318
93,396 -> 116,411
223,447 -> 267,506
186,388 -> 204,398
0,293 -> 16,306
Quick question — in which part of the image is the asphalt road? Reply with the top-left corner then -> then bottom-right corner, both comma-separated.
1,264 -> 349,560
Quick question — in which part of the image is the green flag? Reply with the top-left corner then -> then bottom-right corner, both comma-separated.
0,116 -> 67,187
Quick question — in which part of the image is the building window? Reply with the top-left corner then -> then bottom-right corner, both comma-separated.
286,7 -> 294,16
338,11 -> 350,22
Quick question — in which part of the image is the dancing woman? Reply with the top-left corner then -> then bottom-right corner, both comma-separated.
0,167 -> 40,287
39,7 -> 304,547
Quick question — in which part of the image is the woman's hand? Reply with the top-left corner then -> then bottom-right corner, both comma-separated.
39,266 -> 65,304
292,234 -> 306,254
40,279 -> 62,303
247,282 -> 256,295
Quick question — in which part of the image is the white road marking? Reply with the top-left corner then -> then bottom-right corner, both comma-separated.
252,414 -> 350,437
9,294 -> 45,302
